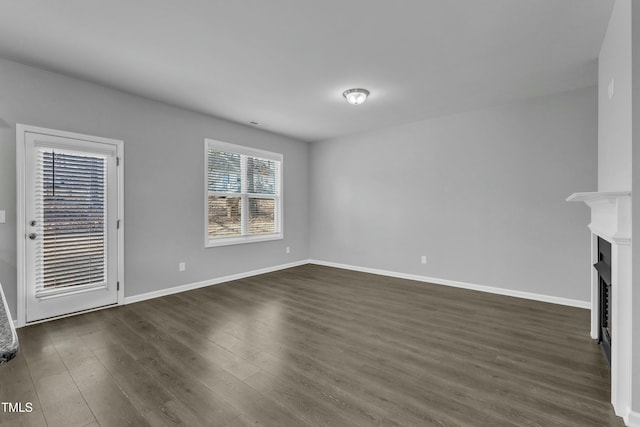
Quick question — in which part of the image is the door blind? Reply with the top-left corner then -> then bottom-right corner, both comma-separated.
34,149 -> 107,295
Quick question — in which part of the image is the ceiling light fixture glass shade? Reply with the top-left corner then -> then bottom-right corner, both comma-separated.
343,88 -> 370,105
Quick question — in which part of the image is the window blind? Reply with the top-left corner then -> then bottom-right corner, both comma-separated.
34,149 -> 107,294
246,156 -> 277,235
207,150 -> 241,193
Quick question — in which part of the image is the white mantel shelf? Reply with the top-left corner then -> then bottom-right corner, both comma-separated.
567,190 -> 632,422
567,191 -> 631,245
566,191 -> 631,202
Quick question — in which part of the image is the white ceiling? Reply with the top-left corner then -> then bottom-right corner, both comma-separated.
0,1 -> 614,142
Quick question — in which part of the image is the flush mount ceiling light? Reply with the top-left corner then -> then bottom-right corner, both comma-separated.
343,88 -> 370,105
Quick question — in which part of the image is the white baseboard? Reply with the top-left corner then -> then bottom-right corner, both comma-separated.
308,259 -> 590,309
124,260 -> 309,305
125,257 -> 589,309
627,409 -> 640,427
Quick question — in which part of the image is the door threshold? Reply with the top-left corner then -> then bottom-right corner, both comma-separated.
22,303 -> 119,327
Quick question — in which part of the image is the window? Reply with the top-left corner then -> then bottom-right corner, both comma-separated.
205,139 -> 282,247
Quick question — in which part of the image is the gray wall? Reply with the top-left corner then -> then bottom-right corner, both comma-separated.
309,87 -> 597,302
0,56 -> 599,319
0,58 -> 310,318
598,0 -> 632,192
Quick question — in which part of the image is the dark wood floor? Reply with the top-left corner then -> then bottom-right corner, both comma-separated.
0,265 -> 624,426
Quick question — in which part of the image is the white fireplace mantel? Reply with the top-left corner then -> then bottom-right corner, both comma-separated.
566,191 -> 631,245
567,190 -> 632,422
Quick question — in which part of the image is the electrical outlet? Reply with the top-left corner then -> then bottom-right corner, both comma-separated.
421,255 -> 427,265
0,210 -> 5,224
179,262 -> 186,272
286,246 -> 291,254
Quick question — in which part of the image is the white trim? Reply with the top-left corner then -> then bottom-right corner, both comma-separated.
589,226 -> 631,246
206,233 -> 283,247
120,258 -> 589,309
116,144 -> 125,305
567,191 -> 632,244
15,124 -> 125,327
204,139 -> 282,161
308,259 -> 590,309
16,126 -> 26,328
124,260 -> 308,305
627,409 -> 640,427
566,191 -> 631,203
590,232 -> 599,339
567,191 -> 633,417
203,139 -> 284,248
17,257 -> 593,323
15,303 -> 117,328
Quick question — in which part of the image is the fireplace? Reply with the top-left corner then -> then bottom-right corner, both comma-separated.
566,191 -> 631,419
593,236 -> 611,367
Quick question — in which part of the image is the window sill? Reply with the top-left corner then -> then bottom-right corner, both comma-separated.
205,233 -> 283,248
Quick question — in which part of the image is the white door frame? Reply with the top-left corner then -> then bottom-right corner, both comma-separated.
16,124 -> 124,327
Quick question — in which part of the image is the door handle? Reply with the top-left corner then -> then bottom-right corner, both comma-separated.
28,233 -> 37,240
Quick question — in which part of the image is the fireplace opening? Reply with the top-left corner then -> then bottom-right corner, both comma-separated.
593,237 -> 612,368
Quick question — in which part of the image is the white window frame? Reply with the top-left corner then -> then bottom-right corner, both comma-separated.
204,139 -> 283,247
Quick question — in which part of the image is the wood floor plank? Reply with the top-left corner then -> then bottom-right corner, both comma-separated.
43,328 -> 151,427
0,408 -> 47,427
0,354 -> 41,426
243,368 -> 355,426
131,301 -> 263,381
133,351 -> 241,426
15,325 -> 95,427
108,311 -> 243,426
91,344 -> 197,427
0,265 -> 624,426
117,304 -> 312,426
